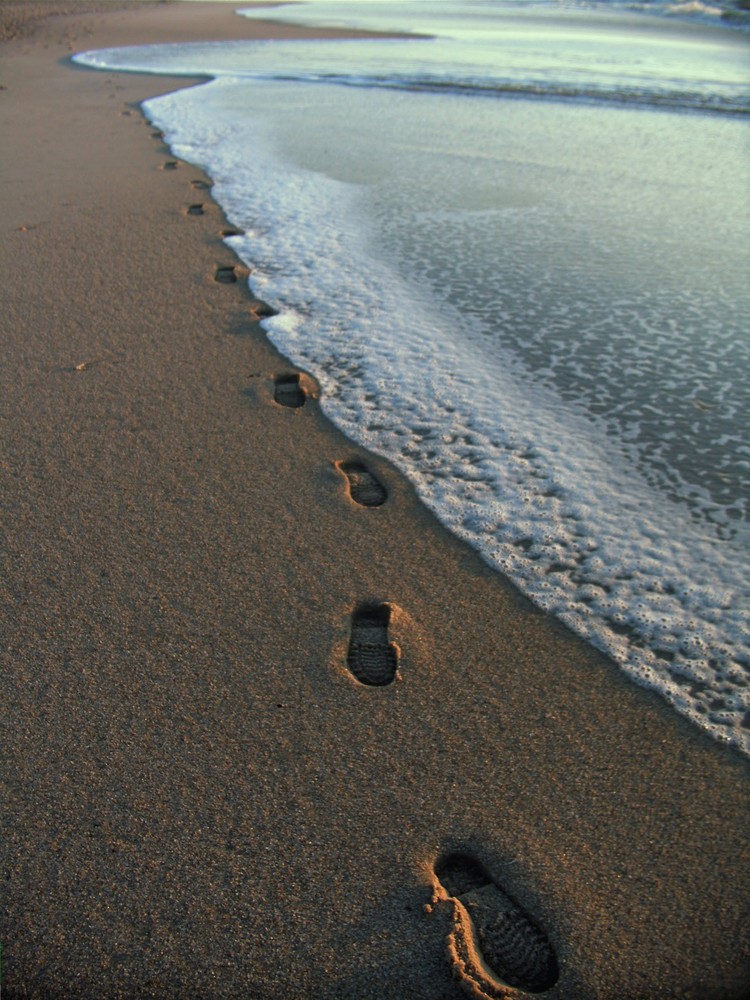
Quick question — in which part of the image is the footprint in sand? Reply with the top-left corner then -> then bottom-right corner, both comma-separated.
274,374 -> 306,409
162,160 -> 179,170
347,603 -> 399,686
249,300 -> 276,320
191,179 -> 210,190
338,459 -> 387,507
214,265 -> 238,284
434,853 -> 558,996
186,204 -> 205,216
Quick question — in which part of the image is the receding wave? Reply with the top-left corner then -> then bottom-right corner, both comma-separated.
73,48 -> 749,118
72,12 -> 750,756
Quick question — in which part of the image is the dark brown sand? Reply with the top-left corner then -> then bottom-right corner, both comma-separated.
1,3 -> 748,998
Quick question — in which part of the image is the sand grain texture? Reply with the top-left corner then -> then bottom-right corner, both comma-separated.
1,4 -> 749,999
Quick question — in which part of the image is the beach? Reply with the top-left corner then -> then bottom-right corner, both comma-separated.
1,3 -> 749,998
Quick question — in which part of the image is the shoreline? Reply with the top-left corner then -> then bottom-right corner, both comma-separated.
1,4 -> 749,999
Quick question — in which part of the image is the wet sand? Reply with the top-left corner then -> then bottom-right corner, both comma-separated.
1,3 -> 748,998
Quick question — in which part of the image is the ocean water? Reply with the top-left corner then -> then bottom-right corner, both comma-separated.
75,1 -> 750,754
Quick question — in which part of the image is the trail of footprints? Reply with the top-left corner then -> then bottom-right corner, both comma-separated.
165,137 -> 560,997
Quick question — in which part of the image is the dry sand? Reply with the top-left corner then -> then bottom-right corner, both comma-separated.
1,3 -> 748,998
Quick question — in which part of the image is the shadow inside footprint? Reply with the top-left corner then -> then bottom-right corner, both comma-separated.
435,853 -> 558,994
187,204 -> 204,216
347,603 -> 398,686
340,460 -> 387,507
214,265 -> 238,284
274,374 -> 306,408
